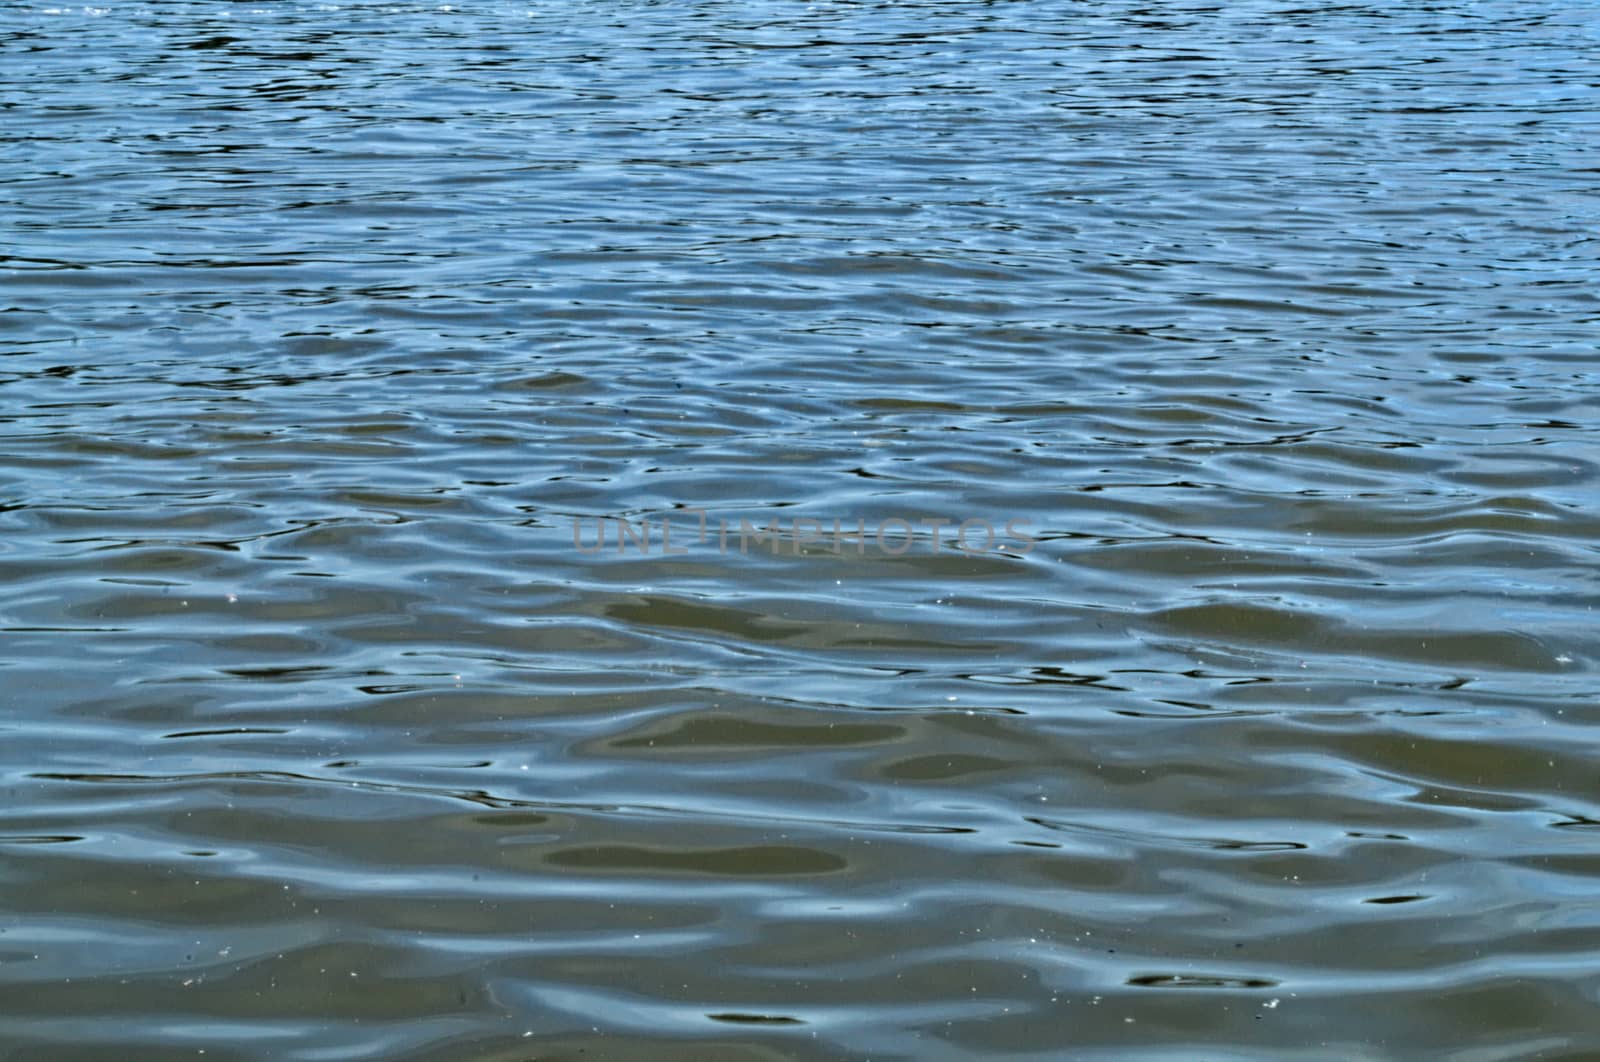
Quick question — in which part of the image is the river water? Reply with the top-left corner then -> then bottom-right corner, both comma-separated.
2,1 -> 1598,1058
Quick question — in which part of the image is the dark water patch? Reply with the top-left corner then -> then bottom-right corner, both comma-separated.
1127,973 -> 1280,989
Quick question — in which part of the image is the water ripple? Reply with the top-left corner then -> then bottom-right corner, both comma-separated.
3,0 -> 1598,1057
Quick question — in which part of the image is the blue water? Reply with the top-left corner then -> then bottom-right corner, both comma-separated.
2,1 -> 1598,1058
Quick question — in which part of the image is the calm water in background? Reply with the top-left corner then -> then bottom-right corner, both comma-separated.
2,0 -> 1598,1057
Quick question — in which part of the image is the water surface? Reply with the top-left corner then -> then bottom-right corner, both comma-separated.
2,1 -> 1598,1058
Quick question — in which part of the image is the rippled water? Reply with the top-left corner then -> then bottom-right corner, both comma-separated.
3,0 -> 1599,1057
